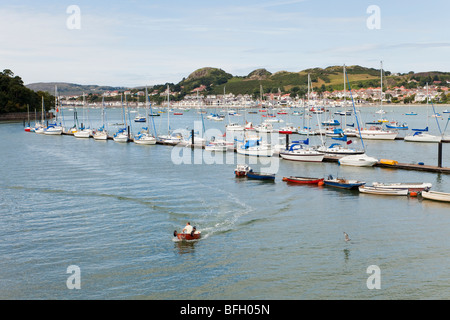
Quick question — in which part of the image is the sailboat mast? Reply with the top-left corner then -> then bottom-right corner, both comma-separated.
426,82 -> 429,126
55,85 -> 58,124
167,84 -> 170,134
343,64 -> 347,128
380,61 -> 383,110
145,87 -> 149,133
41,96 -> 44,124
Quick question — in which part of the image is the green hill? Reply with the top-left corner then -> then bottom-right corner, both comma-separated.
208,65 -> 383,97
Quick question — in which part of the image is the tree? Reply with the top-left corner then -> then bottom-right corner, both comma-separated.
0,69 -> 52,114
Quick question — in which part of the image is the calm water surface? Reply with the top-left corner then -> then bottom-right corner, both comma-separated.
0,105 -> 449,299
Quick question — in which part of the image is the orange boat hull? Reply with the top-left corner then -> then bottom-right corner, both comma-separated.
282,177 -> 324,184
175,231 -> 201,240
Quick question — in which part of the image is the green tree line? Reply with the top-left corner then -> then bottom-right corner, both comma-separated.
0,69 -> 54,114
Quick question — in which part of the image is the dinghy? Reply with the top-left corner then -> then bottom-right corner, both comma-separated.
173,229 -> 201,241
323,175 -> 365,190
358,186 -> 409,196
421,191 -> 450,203
282,177 -> 324,185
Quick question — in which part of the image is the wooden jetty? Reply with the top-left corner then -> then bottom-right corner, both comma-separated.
61,131 -> 449,174
323,156 -> 450,174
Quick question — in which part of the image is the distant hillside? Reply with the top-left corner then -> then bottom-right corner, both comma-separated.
26,82 -> 127,96
24,66 -> 450,102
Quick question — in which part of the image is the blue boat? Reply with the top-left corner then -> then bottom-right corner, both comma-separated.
246,171 -> 276,181
323,175 -> 365,189
322,119 -> 340,126
412,126 -> 428,132
386,122 -> 408,130
365,121 -> 382,125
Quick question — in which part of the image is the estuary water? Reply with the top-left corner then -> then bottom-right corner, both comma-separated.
0,105 -> 449,300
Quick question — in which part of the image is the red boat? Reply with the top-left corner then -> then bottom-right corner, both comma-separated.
235,164 -> 251,177
174,230 -> 201,240
282,176 -> 324,184
173,113 -> 183,115
278,130 -> 292,134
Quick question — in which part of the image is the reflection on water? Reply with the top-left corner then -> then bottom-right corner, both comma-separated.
174,240 -> 198,255
343,249 -> 351,262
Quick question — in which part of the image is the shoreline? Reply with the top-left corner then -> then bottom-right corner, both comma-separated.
0,112 -> 54,122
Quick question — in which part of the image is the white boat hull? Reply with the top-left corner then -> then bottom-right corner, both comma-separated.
236,144 -> 273,157
134,136 -> 157,145
158,135 -> 183,144
359,186 -> 409,196
74,130 -> 91,138
205,144 -> 228,152
44,127 -> 63,135
404,133 -> 442,143
338,154 -> 378,167
317,145 -> 365,155
359,130 -> 398,140
421,191 -> 450,202
226,124 -> 244,131
280,150 -> 324,162
93,133 -> 108,140
372,182 -> 432,191
113,133 -> 129,143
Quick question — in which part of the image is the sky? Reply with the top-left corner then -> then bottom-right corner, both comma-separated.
1,0 -> 449,87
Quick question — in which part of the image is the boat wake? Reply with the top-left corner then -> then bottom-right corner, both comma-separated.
176,183 -> 255,240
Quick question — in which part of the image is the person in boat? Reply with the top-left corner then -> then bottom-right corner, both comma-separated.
182,222 -> 194,234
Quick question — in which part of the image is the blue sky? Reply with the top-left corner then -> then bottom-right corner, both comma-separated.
1,0 -> 449,87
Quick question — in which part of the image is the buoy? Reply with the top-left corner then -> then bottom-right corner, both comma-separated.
318,181 -> 324,186
409,191 -> 418,197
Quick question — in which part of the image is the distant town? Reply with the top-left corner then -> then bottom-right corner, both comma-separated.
60,82 -> 449,108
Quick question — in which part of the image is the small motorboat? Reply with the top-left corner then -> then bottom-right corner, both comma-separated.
386,121 -> 408,130
246,171 -> 276,181
358,186 -> 409,196
323,175 -> 365,190
235,164 -> 252,177
173,229 -> 201,241
338,154 -> 378,167
282,176 -> 324,185
134,116 -> 146,122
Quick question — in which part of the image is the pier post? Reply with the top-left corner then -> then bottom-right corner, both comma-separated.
191,129 -> 195,149
127,126 -> 130,141
438,142 -> 443,168
285,134 -> 289,151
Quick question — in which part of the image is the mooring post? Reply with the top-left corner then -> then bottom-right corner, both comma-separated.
191,129 -> 195,149
127,126 -> 130,141
285,133 -> 289,151
438,142 -> 443,168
